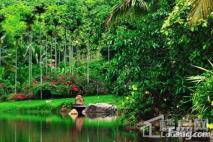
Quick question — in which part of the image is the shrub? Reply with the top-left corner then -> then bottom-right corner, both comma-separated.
29,73 -> 82,99
75,77 -> 109,95
0,95 -> 7,102
7,93 -> 28,101
0,80 -> 13,96
122,84 -> 155,125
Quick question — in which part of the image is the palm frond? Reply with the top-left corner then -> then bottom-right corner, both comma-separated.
105,0 -> 148,26
208,60 -> 213,68
192,64 -> 213,73
188,0 -> 213,25
188,62 -> 213,84
186,76 -> 207,83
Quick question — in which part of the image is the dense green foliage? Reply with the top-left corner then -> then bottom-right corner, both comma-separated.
104,0 -> 212,122
187,63 -> 213,119
0,0 -> 212,123
0,0 -> 116,100
193,74 -> 213,119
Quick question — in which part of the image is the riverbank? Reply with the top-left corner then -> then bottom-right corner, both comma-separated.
0,95 -> 122,114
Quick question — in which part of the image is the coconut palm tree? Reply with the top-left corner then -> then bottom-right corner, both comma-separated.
105,0 -> 148,26
188,0 -> 213,25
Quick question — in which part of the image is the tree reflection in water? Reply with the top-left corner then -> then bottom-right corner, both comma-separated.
0,114 -> 191,142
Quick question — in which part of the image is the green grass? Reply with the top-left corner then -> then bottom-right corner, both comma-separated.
0,95 -> 122,114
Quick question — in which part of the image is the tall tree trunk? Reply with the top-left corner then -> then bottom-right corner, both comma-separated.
29,32 -> 33,89
69,45 -> 72,73
108,46 -> 110,63
54,37 -> 57,68
45,36 -> 48,76
39,43 -> 43,99
64,29 -> 67,72
0,35 -> 4,66
68,34 -> 73,74
64,45 -> 67,72
87,46 -> 90,83
54,25 -> 57,69
39,19 -> 43,100
0,43 -> 1,66
50,37 -> 53,72
71,46 -> 74,74
15,40 -> 18,94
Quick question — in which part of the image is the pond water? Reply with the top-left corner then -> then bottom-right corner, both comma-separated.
0,113 -> 210,142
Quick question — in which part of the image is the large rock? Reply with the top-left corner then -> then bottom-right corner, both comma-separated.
83,103 -> 117,114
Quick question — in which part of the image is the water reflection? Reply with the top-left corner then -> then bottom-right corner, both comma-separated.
70,116 -> 84,142
0,114 -> 138,142
0,114 -> 211,142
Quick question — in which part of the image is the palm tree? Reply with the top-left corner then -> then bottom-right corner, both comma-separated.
33,4 -> 46,100
105,0 -> 148,26
14,35 -> 21,94
68,33 -> 74,74
188,0 -> 213,25
23,13 -> 35,89
63,28 -> 67,72
52,18 -> 61,68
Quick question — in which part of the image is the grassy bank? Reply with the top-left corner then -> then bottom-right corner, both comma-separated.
0,95 -> 122,114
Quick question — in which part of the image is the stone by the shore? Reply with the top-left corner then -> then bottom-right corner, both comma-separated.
83,103 -> 117,114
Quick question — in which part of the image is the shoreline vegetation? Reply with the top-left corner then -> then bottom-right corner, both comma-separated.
0,95 -> 122,114
0,113 -> 121,128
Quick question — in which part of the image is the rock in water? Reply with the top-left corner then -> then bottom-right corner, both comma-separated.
83,103 -> 117,114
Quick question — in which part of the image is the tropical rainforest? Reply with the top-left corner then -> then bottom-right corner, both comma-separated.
0,0 -> 212,124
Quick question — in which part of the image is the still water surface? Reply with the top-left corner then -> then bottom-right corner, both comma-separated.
0,113 -> 209,142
